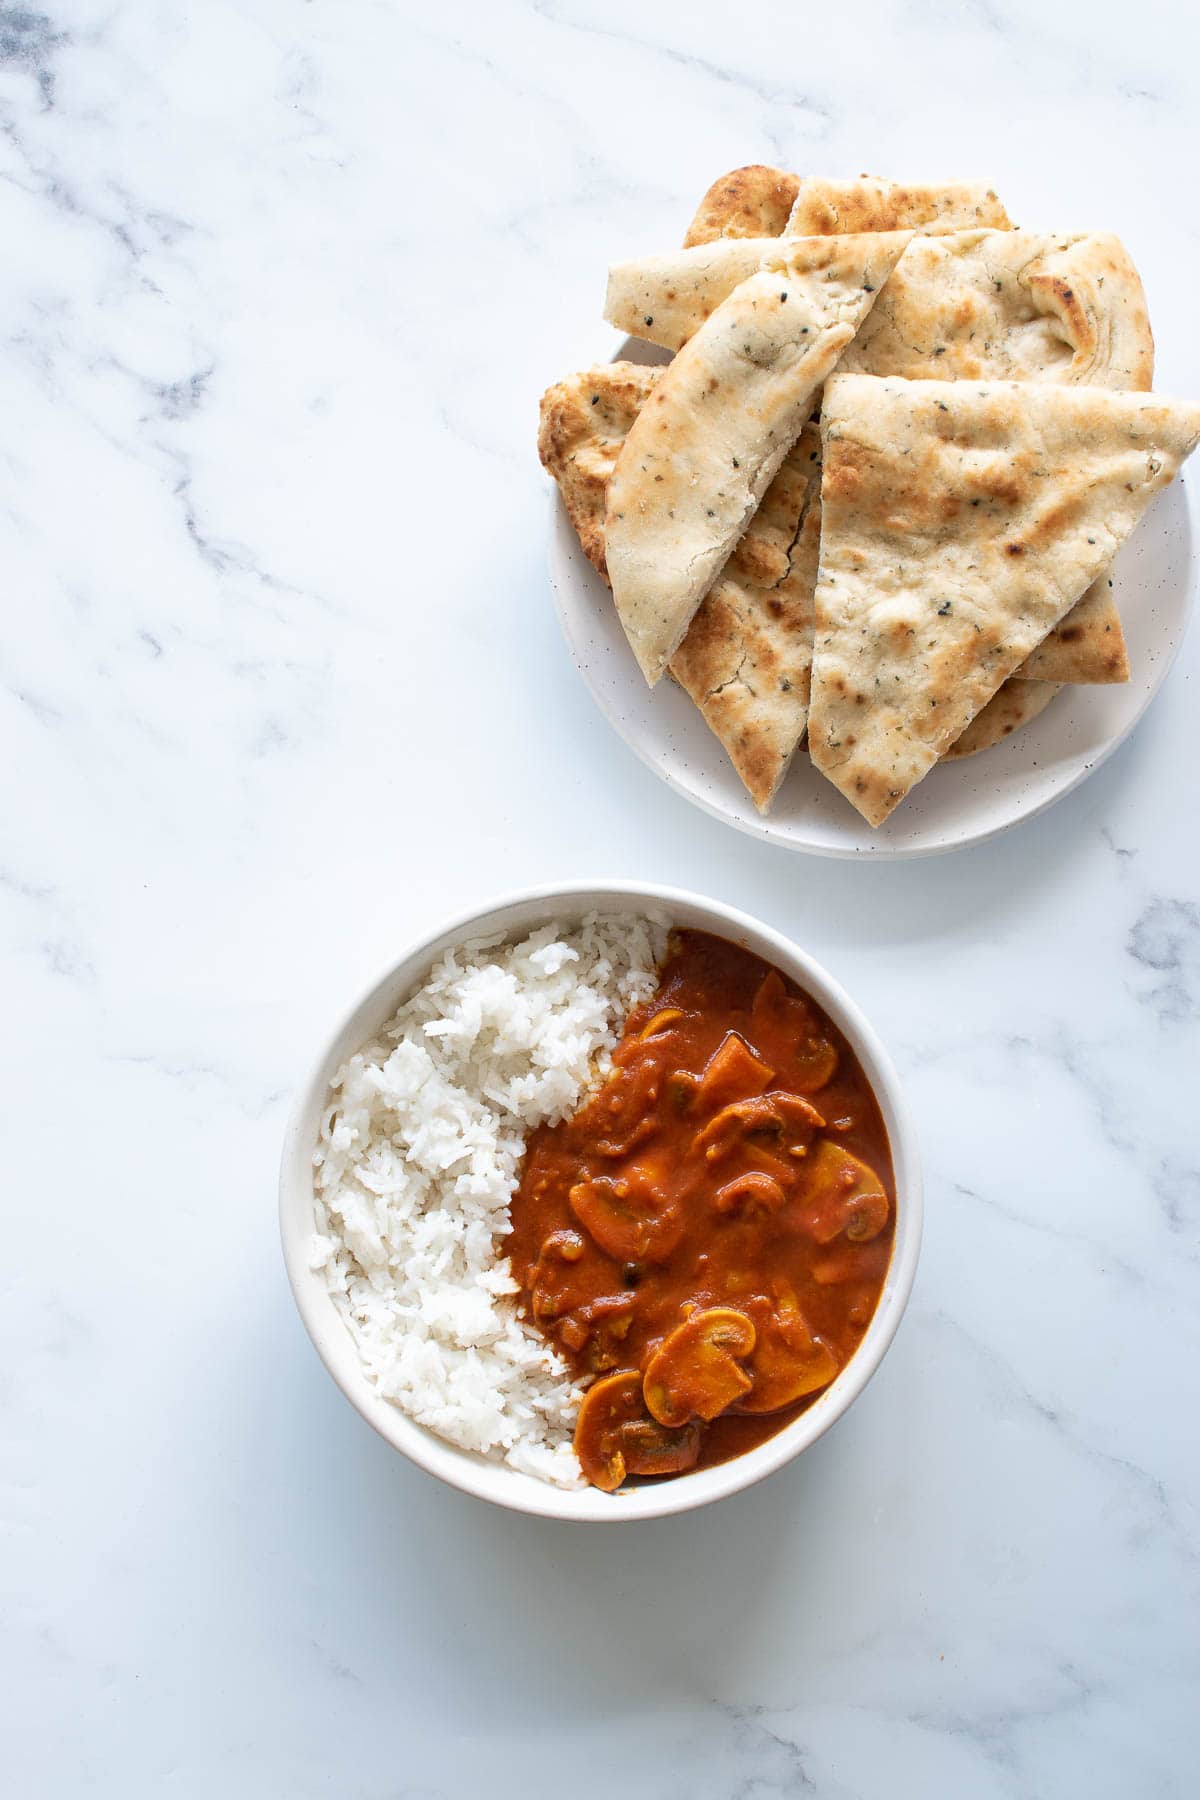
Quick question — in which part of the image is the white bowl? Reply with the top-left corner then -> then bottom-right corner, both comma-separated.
279,882 -> 923,1522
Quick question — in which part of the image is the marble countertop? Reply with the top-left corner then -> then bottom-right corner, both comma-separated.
5,2 -> 1199,1795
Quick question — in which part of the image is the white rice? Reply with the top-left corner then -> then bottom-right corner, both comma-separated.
310,912 -> 668,1487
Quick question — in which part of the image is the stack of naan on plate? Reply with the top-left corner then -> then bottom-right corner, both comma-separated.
538,167 -> 1200,825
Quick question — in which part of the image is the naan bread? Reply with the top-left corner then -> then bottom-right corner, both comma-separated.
683,168 -> 1010,246
607,231 -> 1153,388
1019,575 -> 1128,683
809,375 -> 1200,825
538,364 -> 820,809
671,429 -> 822,809
606,233 -> 912,685
550,353 -> 1126,687
607,239 -> 800,354
684,166 -> 801,247
840,230 -> 1154,390
538,363 -> 1123,812
605,232 -> 1136,678
787,177 -> 1012,237
943,679 -> 1062,759
538,362 -> 659,576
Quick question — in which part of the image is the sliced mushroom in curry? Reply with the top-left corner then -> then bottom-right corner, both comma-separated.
573,1370 -> 704,1490
508,931 -> 895,1490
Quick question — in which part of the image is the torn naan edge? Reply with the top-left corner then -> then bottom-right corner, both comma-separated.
606,233 -> 912,685
684,168 -> 1011,247
809,375 -> 1200,826
943,679 -> 1062,760
539,363 -> 820,808
840,230 -> 1154,390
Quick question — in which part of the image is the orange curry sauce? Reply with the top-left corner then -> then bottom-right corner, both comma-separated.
508,930 -> 895,1490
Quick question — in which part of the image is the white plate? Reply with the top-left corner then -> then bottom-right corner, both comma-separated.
549,457 -> 1197,859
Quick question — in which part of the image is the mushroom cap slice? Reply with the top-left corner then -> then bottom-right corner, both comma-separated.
751,970 -> 840,1092
573,1371 -> 645,1492
573,1371 -> 702,1489
740,1333 -> 840,1412
568,1177 -> 685,1265
741,1286 -> 841,1413
643,1308 -> 757,1427
693,1092 -> 825,1163
798,1140 -> 890,1244
620,1418 -> 702,1479
712,1171 -> 787,1217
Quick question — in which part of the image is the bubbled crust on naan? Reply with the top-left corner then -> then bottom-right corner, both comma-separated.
809,376 -> 1200,827
606,233 -> 912,685
671,428 -> 823,809
684,165 -> 801,246
943,679 -> 1062,759
537,362 -> 661,575
787,178 -> 1011,237
839,230 -> 1154,390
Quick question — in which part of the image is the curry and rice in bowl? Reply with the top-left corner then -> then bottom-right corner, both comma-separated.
280,885 -> 922,1520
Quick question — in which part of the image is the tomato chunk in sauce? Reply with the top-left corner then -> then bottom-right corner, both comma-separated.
509,931 -> 896,1490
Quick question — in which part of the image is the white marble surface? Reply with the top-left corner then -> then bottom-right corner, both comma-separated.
4,2 -> 1200,1794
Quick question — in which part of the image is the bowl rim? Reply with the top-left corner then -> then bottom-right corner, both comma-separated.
279,880 -> 924,1522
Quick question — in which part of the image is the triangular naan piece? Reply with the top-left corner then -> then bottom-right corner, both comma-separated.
605,233 -> 912,686
670,428 -> 822,808
943,679 -> 1062,760
538,364 -> 820,809
809,375 -> 1200,825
